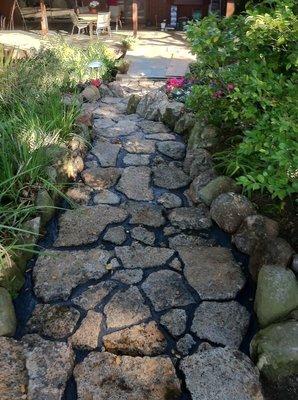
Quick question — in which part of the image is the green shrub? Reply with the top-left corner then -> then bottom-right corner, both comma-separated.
186,0 -> 298,200
0,39 -> 116,290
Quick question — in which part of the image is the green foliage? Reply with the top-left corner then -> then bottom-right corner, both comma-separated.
186,0 -> 298,200
0,39 -> 116,290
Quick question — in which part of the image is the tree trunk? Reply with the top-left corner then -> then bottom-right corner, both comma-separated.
40,0 -> 48,35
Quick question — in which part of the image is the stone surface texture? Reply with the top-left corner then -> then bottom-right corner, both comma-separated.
6,84 -> 265,400
181,347 -> 264,400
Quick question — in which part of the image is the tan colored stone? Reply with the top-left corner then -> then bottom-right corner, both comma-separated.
69,311 -> 102,350
103,321 -> 166,356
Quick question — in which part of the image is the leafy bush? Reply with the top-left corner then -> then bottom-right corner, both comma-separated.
0,39 -> 116,287
186,0 -> 298,200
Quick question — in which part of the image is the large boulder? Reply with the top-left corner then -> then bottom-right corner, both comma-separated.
249,237 -> 294,281
81,85 -> 100,102
183,148 -> 214,178
232,215 -> 279,255
188,121 -> 219,150
210,192 -> 256,233
0,287 -> 17,337
188,171 -> 217,204
162,101 -> 184,129
174,113 -> 195,135
136,90 -> 169,121
254,265 -> 298,327
198,176 -> 240,206
251,320 -> 298,400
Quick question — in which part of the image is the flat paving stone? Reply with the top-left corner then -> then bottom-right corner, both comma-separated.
138,120 -> 170,133
66,184 -> 93,205
54,205 -> 128,246
131,226 -> 155,245
160,308 -> 187,337
123,153 -> 150,166
123,135 -> 156,154
115,242 -> 174,269
103,321 -> 166,356
153,163 -> 191,189
23,334 -> 74,400
177,334 -> 196,356
123,201 -> 165,227
157,141 -> 186,160
72,281 -> 118,310
104,286 -> 151,329
93,117 -> 115,131
157,192 -> 182,209
93,190 -> 120,205
0,337 -> 28,400
74,352 -> 181,400
26,304 -> 80,339
178,246 -> 246,300
99,120 -> 138,138
168,233 -> 215,250
142,270 -> 195,311
145,133 -> 176,141
181,347 -> 264,400
191,301 -> 250,347
69,311 -> 102,350
112,269 -> 143,285
116,166 -> 153,201
33,248 -> 113,302
103,226 -> 127,245
168,206 -> 212,231
92,139 -> 121,167
81,167 -> 121,190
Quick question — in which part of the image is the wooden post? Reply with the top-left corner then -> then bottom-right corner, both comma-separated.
40,0 -> 48,35
132,1 -> 138,38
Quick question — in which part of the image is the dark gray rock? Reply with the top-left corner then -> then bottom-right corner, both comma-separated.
26,304 -> 80,339
198,176 -> 240,206
153,163 -> 191,189
115,242 -> 174,269
157,192 -> 182,209
168,206 -> 212,231
176,334 -> 196,356
131,226 -> 155,245
103,226 -> 126,245
160,308 -> 187,336
157,141 -> 186,160
210,192 -> 256,234
183,148 -> 214,178
142,270 -> 195,311
34,248 -> 113,301
249,237 -> 294,281
178,246 -> 246,300
181,347 -> 263,400
104,286 -> 151,329
54,205 -> 128,246
93,190 -> 120,205
192,301 -> 250,347
72,281 -> 118,310
162,101 -> 184,129
232,214 -> 279,255
116,166 -> 153,201
123,201 -> 165,227
92,139 -> 121,167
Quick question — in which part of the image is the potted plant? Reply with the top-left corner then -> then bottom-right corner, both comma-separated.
89,1 -> 100,14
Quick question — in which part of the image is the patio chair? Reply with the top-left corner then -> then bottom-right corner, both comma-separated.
109,6 -> 123,32
0,15 -> 6,30
96,12 -> 111,37
70,12 -> 89,35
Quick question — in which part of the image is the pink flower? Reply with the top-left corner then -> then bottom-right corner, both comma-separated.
90,79 -> 101,88
212,90 -> 225,99
226,83 -> 235,92
166,77 -> 185,92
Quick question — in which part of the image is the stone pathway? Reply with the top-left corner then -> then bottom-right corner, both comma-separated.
2,81 -> 265,400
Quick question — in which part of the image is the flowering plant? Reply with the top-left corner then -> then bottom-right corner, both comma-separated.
90,78 -> 101,87
89,1 -> 100,8
166,77 -> 185,93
